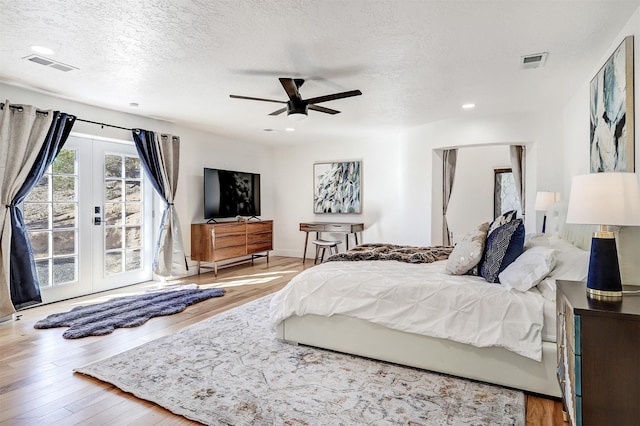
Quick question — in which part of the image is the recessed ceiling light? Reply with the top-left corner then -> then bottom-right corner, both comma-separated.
285,128 -> 295,132
30,45 -> 55,55
462,103 -> 476,109
263,128 -> 277,132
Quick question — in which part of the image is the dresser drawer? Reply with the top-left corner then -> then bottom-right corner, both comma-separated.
248,231 -> 272,244
248,241 -> 272,253
212,223 -> 246,236
213,246 -> 248,261
213,234 -> 245,249
247,221 -> 272,233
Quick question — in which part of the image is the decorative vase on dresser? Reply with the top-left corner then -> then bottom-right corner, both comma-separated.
556,280 -> 640,426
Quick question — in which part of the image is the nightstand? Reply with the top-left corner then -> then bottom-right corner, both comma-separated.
556,280 -> 640,426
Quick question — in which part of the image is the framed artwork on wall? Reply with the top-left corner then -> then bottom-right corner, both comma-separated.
313,161 -> 361,214
590,35 -> 635,172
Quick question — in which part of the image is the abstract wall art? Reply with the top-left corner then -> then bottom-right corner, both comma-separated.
313,161 -> 361,214
590,36 -> 634,172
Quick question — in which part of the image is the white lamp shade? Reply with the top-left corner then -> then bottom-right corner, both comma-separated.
566,172 -> 640,226
535,191 -> 560,211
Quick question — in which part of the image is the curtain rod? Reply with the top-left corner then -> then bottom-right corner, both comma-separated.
75,117 -> 132,131
2,103 -> 178,139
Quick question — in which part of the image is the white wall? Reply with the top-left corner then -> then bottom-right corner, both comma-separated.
272,109 -> 566,257
562,8 -> 640,284
272,132 -> 410,259
446,146 -> 511,244
399,110 -> 565,245
1,83 -> 274,274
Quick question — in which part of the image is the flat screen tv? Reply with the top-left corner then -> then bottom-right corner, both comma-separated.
204,168 -> 261,220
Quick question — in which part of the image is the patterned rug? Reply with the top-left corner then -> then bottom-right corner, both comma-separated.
75,295 -> 525,425
34,287 -> 225,339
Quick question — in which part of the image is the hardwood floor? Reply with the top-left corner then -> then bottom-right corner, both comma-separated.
0,256 -> 564,425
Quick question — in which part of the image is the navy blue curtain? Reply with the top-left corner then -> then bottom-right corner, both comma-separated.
9,112 -> 76,309
132,129 -> 187,276
132,129 -> 165,198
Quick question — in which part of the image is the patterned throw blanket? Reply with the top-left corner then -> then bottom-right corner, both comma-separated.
326,243 -> 453,264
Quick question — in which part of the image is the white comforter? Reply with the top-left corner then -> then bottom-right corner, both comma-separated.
270,260 -> 545,361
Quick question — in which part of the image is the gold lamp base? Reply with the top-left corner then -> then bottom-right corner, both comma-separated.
586,287 -> 623,301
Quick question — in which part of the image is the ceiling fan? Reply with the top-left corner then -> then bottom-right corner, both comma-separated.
229,78 -> 362,120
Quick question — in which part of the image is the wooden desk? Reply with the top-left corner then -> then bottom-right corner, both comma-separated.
300,222 -> 364,263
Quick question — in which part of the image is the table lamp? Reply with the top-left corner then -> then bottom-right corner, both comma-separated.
535,191 -> 561,232
566,172 -> 640,299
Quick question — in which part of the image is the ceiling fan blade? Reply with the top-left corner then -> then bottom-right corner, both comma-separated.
269,107 -> 288,116
279,78 -> 302,100
230,95 -> 285,104
305,90 -> 362,105
308,105 -> 341,115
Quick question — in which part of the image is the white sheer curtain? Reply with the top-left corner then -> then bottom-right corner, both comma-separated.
0,102 -> 53,320
442,149 -> 458,245
510,145 -> 526,217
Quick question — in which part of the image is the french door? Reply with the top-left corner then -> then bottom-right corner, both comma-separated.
23,135 -> 154,304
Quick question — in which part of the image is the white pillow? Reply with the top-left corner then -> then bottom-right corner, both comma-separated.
534,237 -> 590,301
498,246 -> 557,292
524,233 -> 550,250
446,222 -> 489,275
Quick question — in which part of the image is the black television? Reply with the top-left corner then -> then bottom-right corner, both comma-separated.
203,168 -> 261,220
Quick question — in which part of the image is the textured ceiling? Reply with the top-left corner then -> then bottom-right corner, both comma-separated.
1,0 -> 638,145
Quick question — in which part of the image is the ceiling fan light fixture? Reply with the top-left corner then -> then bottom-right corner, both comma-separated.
287,112 -> 307,121
287,111 -> 307,121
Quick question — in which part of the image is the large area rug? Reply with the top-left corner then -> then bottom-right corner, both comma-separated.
75,295 -> 525,425
35,287 -> 225,339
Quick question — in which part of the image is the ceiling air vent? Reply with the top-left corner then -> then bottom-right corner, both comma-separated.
520,52 -> 548,69
23,54 -> 77,72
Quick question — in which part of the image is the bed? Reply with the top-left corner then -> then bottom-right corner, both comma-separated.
270,203 -> 596,398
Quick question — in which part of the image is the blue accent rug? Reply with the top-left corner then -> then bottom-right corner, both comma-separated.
34,288 -> 225,339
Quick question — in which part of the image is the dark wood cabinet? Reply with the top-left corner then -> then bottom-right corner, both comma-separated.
191,220 -> 273,275
556,280 -> 640,426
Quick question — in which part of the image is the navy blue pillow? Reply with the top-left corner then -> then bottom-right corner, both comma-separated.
480,219 -> 525,283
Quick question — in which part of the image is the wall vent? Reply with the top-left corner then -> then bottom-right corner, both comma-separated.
23,54 -> 77,72
520,52 -> 548,69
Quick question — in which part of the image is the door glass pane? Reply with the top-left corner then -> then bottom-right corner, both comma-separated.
105,252 -> 123,274
53,231 -> 75,256
125,203 -> 141,225
103,152 -> 145,276
126,249 -> 141,271
125,226 -> 141,247
105,228 -> 122,250
30,231 -> 50,258
125,157 -> 140,178
105,180 -> 123,202
125,181 -> 141,201
53,176 -> 76,201
25,175 -> 50,202
105,155 -> 122,178
25,147 -> 79,288
53,257 -> 76,285
105,203 -> 123,225
52,203 -> 76,228
23,204 -> 50,229
35,259 -> 50,287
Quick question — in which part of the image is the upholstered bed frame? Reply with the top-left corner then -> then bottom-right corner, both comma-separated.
276,203 -> 600,398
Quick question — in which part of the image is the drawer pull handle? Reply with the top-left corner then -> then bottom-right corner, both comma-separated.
558,312 -> 565,317
559,344 -> 565,349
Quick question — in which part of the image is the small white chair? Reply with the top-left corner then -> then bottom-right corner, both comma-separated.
312,239 -> 341,264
